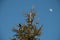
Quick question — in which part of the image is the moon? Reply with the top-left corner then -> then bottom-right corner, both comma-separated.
49,8 -> 53,12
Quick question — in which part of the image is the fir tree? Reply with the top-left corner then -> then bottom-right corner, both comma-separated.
11,7 -> 43,40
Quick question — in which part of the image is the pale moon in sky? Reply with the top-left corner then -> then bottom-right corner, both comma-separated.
49,8 -> 53,12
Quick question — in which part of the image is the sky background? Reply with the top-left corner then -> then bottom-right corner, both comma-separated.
0,0 -> 60,40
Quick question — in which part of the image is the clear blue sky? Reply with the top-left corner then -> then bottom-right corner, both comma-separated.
0,0 -> 60,40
